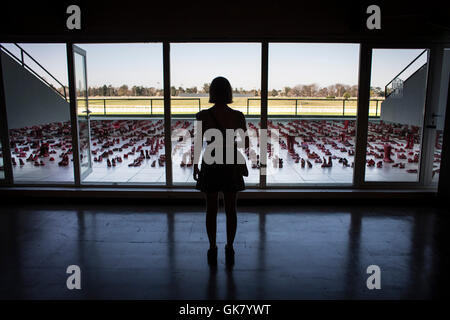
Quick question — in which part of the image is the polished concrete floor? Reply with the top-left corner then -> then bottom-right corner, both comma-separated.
0,202 -> 448,299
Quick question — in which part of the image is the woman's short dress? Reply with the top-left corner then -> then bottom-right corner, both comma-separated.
195,108 -> 246,193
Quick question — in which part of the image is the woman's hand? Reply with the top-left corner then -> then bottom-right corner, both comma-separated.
193,164 -> 200,181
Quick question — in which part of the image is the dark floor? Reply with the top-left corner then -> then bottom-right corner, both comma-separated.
0,202 -> 449,299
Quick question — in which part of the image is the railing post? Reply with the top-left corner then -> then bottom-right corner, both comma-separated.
295,99 -> 298,116
198,98 -> 201,112
150,99 -> 153,115
342,99 -> 345,116
247,99 -> 250,115
103,99 -> 106,115
375,100 -> 379,117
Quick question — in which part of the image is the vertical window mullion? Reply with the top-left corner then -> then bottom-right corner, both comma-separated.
0,52 -> 14,185
260,42 -> 268,189
163,42 -> 173,187
353,43 -> 372,187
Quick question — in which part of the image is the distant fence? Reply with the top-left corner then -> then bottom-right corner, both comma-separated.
78,97 -> 383,117
248,98 -> 382,117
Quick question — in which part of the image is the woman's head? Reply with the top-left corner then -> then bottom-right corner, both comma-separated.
209,77 -> 233,104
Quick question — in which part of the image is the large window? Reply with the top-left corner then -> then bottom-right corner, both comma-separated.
365,49 -> 428,182
1,43 -> 73,183
170,43 -> 261,186
74,43 -> 165,184
267,43 -> 360,185
0,42 -> 446,190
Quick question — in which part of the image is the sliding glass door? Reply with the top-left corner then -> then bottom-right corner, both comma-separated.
73,45 -> 93,181
364,48 -> 429,183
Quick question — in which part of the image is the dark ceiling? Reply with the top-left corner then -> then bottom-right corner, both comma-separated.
1,1 -> 449,43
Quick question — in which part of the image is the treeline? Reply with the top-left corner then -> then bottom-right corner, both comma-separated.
65,83 -> 385,98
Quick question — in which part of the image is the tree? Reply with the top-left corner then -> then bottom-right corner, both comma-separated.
350,85 -> 358,97
118,85 -> 129,96
318,87 -> 329,97
343,91 -> 351,100
203,83 -> 210,93
291,85 -> 303,97
270,89 -> 278,96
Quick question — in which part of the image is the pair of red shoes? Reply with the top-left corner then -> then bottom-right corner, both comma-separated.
321,156 -> 333,168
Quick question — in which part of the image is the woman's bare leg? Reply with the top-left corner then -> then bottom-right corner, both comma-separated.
205,192 -> 219,249
223,192 -> 238,247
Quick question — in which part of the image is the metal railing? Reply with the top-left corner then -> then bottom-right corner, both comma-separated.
0,43 -> 68,100
79,97 -> 383,117
384,49 -> 427,98
79,97 -> 201,115
247,98 -> 383,117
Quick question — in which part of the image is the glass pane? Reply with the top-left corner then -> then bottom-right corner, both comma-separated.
1,43 -> 73,183
365,49 -> 428,182
75,43 -> 165,184
268,43 -> 360,185
170,43 -> 261,186
74,51 -> 91,179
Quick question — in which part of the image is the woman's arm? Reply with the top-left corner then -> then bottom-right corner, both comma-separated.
240,112 -> 250,150
193,112 -> 203,180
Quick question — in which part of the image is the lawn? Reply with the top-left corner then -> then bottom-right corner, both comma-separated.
79,96 -> 382,116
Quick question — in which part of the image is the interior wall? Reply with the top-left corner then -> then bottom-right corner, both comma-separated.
1,51 -> 70,129
380,64 -> 427,127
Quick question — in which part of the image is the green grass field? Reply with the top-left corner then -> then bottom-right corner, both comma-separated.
78,97 -> 382,117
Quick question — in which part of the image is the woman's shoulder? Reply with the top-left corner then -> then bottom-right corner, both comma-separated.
231,108 -> 245,119
195,109 -> 209,120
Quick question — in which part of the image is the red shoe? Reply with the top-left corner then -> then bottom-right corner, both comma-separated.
383,144 -> 394,163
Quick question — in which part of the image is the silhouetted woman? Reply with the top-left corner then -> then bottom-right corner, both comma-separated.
193,77 -> 249,266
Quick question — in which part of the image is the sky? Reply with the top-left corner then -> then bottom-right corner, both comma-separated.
1,43 -> 427,90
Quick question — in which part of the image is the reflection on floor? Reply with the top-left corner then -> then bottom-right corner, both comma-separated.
0,143 -> 4,180
7,118 -> 442,184
0,203 -> 448,299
